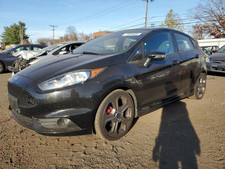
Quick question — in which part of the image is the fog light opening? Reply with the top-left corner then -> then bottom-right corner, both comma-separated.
57,118 -> 73,128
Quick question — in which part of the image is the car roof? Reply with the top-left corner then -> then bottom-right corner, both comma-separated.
13,44 -> 46,48
59,41 -> 86,45
116,27 -> 176,34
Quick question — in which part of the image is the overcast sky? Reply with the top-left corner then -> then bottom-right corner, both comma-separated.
0,0 -> 201,43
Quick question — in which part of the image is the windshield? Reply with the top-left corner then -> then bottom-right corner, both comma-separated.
73,31 -> 147,55
218,45 -> 225,53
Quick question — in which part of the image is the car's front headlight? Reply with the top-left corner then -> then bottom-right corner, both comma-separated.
38,68 -> 104,91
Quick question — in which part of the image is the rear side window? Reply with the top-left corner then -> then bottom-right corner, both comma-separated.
174,33 -> 194,52
144,32 -> 175,55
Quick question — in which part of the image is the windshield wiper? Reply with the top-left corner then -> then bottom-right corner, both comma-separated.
82,51 -> 98,55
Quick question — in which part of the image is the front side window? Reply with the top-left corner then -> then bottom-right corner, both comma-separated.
144,32 -> 175,55
175,33 -> 194,52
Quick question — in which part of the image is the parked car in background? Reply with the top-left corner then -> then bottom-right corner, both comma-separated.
0,44 -> 46,73
9,41 -> 85,75
201,45 -> 219,55
8,28 -> 207,140
207,45 -> 225,73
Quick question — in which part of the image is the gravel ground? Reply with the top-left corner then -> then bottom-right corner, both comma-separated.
0,72 -> 224,169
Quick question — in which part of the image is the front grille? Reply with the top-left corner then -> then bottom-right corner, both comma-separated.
8,83 -> 37,108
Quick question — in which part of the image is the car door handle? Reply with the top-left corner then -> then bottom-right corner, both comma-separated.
172,60 -> 180,65
195,54 -> 199,58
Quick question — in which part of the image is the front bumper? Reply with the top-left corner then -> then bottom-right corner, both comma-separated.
207,62 -> 225,73
11,108 -> 92,135
8,74 -> 103,135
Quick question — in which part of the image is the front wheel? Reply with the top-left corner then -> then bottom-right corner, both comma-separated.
191,73 -> 207,100
94,89 -> 135,140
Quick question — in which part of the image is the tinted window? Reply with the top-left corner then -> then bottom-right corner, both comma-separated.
132,45 -> 143,61
175,33 -> 194,52
33,47 -> 42,51
218,45 -> 225,53
15,46 -> 31,52
144,32 -> 175,55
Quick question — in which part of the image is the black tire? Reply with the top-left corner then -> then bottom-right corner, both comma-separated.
0,62 -> 4,73
191,73 -> 207,100
94,89 -> 134,140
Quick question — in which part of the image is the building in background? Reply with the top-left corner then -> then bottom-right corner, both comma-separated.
198,39 -> 225,48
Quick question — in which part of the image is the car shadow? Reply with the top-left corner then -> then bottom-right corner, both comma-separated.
152,101 -> 201,169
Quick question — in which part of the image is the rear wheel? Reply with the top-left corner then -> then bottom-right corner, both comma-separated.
0,62 -> 4,73
94,89 -> 134,140
191,73 -> 206,100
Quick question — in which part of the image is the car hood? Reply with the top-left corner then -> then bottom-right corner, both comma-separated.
29,54 -> 56,65
210,53 -> 225,61
0,52 -> 6,57
16,53 -> 123,82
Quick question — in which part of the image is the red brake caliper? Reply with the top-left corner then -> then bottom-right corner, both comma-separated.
106,106 -> 113,114
106,106 -> 116,115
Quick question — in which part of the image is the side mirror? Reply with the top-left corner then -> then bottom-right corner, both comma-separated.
142,51 -> 166,68
146,50 -> 166,60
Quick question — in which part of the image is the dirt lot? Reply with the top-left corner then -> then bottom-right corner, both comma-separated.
0,72 -> 224,169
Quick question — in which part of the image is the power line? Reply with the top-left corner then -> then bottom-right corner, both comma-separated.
110,17 -> 145,30
57,0 -> 137,26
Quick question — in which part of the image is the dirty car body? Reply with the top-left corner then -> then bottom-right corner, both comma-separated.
8,28 -> 207,140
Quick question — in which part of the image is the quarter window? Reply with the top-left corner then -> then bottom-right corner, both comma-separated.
175,33 -> 194,52
144,32 -> 175,55
132,45 -> 143,61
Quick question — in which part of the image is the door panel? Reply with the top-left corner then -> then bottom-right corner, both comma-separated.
174,33 -> 200,92
131,31 -> 182,107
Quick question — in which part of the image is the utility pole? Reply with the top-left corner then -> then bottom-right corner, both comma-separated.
145,0 -> 149,28
20,24 -> 24,44
144,0 -> 154,28
49,25 -> 58,44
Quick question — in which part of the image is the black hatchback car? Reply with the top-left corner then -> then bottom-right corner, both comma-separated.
8,28 -> 207,140
0,44 -> 46,73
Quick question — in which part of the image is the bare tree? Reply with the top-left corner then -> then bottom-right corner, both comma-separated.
37,38 -> 53,45
66,26 -> 78,41
192,0 -> 225,38
78,32 -> 92,41
192,24 -> 204,40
